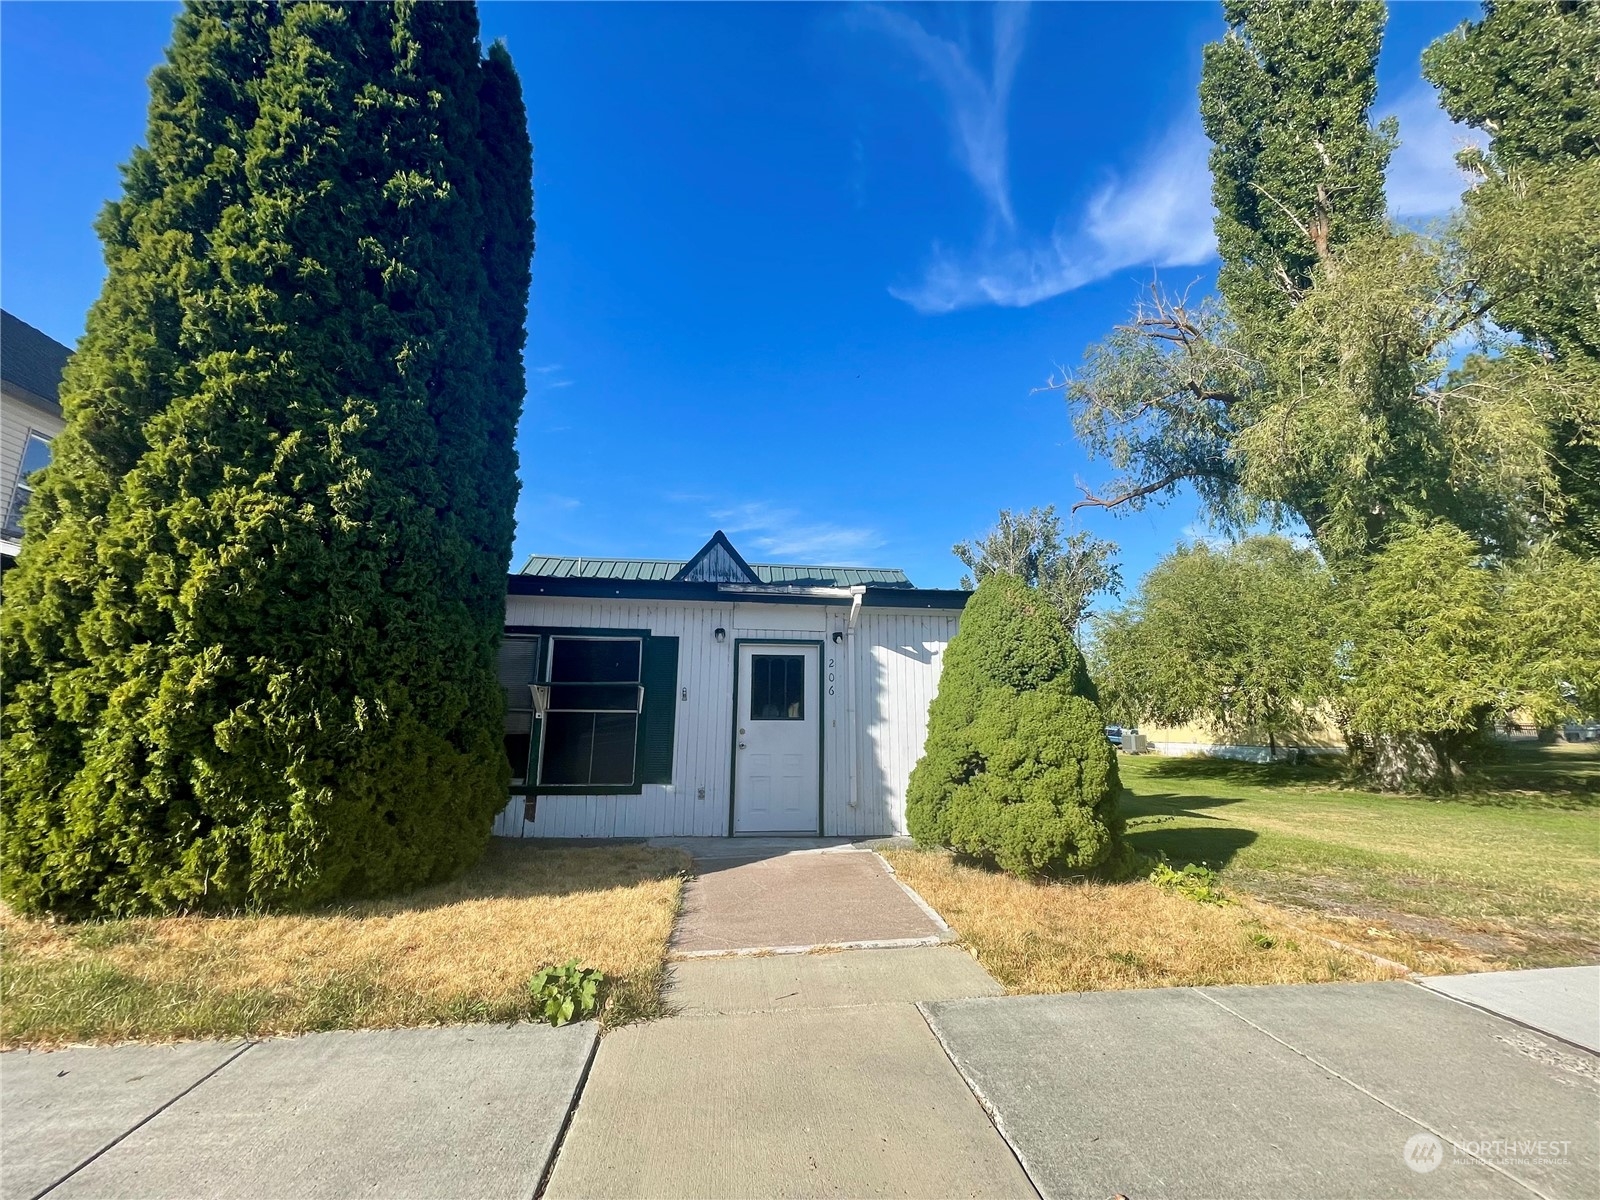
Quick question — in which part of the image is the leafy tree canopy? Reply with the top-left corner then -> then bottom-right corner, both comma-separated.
1090,536 -> 1335,754
1200,0 -> 1394,344
1064,0 -> 1592,562
1425,0 -> 1600,553
953,506 -> 1121,635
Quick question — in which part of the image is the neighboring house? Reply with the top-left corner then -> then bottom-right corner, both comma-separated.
1138,717 -> 1346,762
494,530 -> 968,839
1,311 -> 72,561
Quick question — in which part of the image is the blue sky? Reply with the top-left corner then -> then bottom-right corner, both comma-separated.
2,1 -> 1481,591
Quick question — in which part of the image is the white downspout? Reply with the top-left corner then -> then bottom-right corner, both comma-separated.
846,587 -> 865,809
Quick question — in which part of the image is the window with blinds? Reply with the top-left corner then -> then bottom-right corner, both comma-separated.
498,634 -> 541,785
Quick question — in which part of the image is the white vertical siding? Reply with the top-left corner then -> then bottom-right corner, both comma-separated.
507,594 -> 736,838
847,609 -> 959,837
501,594 -> 959,839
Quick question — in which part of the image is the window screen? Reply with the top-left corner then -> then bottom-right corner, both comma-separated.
498,635 -> 541,784
750,654 -> 805,721
540,637 -> 642,786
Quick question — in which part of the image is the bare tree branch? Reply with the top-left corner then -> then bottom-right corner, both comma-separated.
1070,471 -> 1190,513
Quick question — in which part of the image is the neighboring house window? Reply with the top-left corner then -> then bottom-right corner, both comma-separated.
499,634 -> 541,785
540,636 -> 643,787
4,432 -> 52,540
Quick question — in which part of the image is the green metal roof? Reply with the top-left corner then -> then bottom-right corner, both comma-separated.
519,554 -> 914,588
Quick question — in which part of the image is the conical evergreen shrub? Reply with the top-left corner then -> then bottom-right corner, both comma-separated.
0,2 -> 534,916
907,574 -> 1128,878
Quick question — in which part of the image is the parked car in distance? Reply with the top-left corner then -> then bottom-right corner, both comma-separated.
1105,725 -> 1123,748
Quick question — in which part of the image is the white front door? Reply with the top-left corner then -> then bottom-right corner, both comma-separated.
734,643 -> 820,833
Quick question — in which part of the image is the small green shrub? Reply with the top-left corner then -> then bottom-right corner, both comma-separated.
1148,856 -> 1232,905
907,574 -> 1128,878
528,961 -> 605,1027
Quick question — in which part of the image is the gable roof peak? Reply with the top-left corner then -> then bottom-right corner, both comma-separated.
672,530 -> 760,584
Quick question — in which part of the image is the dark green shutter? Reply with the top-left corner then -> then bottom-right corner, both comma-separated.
637,636 -> 679,784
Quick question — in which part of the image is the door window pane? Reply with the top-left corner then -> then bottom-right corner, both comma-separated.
751,654 -> 805,721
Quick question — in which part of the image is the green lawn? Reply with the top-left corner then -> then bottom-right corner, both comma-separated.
1116,743 -> 1600,972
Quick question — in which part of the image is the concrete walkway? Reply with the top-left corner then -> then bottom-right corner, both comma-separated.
544,947 -> 1029,1198
672,846 -> 949,956
546,843 -> 1029,1198
1,1023 -> 595,1200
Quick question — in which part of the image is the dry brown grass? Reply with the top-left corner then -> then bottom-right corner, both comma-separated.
882,848 -> 1403,993
1,842 -> 688,1049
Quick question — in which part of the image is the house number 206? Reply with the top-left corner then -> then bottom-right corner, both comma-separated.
826,657 -> 836,697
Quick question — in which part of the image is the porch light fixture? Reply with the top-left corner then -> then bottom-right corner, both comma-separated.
832,631 -> 844,644
714,627 -> 727,643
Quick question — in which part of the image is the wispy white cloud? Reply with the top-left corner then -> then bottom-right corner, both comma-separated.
894,118 -> 1216,313
532,363 -> 564,374
710,501 -> 885,563
1380,83 -> 1487,219
861,3 -> 1028,228
867,5 -> 1214,314
544,378 -> 575,389
526,493 -> 582,512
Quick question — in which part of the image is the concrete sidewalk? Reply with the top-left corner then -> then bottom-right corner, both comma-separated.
544,946 -> 1029,1199
1419,965 -> 1599,1052
1,1023 -> 596,1200
923,980 -> 1600,1200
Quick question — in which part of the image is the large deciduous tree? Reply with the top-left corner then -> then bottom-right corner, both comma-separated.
0,1 -> 534,916
1090,537 -> 1336,758
1062,0 -> 1578,562
1424,0 -> 1600,554
953,506 -> 1121,637
1341,524 -> 1600,787
1200,0 -> 1394,344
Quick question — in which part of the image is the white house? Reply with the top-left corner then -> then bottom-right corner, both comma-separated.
1,311 -> 72,561
493,531 -> 967,840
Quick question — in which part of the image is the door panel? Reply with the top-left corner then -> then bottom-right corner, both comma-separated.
734,644 -> 819,833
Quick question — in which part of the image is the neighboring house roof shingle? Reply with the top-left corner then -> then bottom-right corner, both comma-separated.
1,311 -> 73,417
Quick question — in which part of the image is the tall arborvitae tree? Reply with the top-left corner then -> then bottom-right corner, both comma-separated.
1424,1 -> 1600,553
1199,0 -> 1395,345
0,2 -> 534,916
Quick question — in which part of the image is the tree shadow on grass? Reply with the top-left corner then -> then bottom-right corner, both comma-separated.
1119,785 -> 1259,870
1131,755 -> 1345,790
1124,821 -> 1259,872
333,839 -> 691,919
